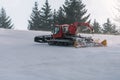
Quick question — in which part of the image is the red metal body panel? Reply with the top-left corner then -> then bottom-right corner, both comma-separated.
68,24 -> 77,35
52,26 -> 63,38
52,22 -> 93,39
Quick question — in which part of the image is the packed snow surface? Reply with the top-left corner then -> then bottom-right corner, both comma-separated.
0,29 -> 120,80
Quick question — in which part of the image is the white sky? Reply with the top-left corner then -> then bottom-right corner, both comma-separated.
0,0 -> 116,30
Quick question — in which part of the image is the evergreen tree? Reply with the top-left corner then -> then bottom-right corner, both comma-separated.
114,1 -> 120,24
62,0 -> 90,33
52,9 -> 58,25
28,2 -> 41,30
92,19 -> 102,33
103,18 -> 112,34
63,0 -> 90,24
57,7 -> 66,24
111,24 -> 118,34
103,18 -> 117,34
0,7 -> 13,29
40,0 -> 52,31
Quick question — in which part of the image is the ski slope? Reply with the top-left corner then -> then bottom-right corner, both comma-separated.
0,29 -> 120,80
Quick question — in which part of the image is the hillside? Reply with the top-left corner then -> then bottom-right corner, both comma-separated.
0,29 -> 120,80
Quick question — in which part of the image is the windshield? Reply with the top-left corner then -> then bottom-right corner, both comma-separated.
52,27 -> 60,34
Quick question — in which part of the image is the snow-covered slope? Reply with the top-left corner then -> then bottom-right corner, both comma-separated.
0,29 -> 120,80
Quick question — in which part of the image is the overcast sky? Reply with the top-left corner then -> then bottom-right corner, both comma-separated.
0,0 -> 116,30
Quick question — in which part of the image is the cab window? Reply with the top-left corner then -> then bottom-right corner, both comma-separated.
62,26 -> 68,33
52,27 -> 60,34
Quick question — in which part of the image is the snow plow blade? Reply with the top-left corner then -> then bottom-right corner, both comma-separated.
74,38 -> 107,48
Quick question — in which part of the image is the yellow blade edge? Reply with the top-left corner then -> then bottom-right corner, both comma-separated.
101,39 -> 107,46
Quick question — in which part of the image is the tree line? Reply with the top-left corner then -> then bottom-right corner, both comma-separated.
28,0 -> 90,31
0,0 -> 119,34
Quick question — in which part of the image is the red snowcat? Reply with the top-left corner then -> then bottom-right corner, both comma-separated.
34,22 -> 107,47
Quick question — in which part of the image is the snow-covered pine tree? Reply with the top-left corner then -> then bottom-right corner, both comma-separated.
0,7 -> 13,29
63,0 -> 90,32
52,9 -> 58,25
56,7 -> 66,25
63,0 -> 90,23
92,19 -> 102,33
103,18 -> 117,34
40,0 -> 52,31
28,2 -> 41,30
